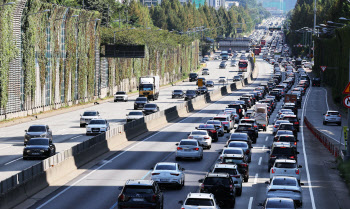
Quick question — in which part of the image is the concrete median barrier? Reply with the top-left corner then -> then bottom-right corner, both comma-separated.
0,62 -> 258,209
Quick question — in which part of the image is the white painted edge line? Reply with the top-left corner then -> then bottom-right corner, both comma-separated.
248,197 -> 253,209
265,136 -> 268,141
254,173 -> 258,184
322,87 -> 329,111
301,87 -> 316,209
262,145 -> 265,150
5,157 -> 22,165
258,157 -> 262,166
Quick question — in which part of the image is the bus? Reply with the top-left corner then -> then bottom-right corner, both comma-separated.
238,60 -> 248,72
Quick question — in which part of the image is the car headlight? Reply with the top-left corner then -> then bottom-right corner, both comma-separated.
40,134 -> 46,137
26,150 -> 31,153
86,127 -> 91,131
40,150 -> 45,153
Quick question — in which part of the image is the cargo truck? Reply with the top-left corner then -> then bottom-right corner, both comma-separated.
138,76 -> 160,101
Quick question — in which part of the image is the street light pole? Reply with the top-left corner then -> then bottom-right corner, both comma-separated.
347,48 -> 350,160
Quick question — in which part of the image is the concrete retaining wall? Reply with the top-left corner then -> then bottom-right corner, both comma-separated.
0,60 -> 259,209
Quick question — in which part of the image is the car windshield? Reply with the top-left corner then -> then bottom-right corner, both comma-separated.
222,157 -> 243,164
186,90 -> 196,94
89,120 -> 106,125
180,141 -> 197,146
279,124 -> 293,130
28,126 -> 46,132
272,147 -> 294,155
185,198 -> 214,206
266,200 -> 294,208
83,112 -> 98,116
174,90 -> 182,93
273,178 -> 297,186
236,126 -> 253,131
136,97 -> 147,101
144,104 -> 157,108
155,164 -> 176,170
275,162 -> 297,168
139,84 -> 153,91
189,73 -> 197,77
129,112 -> 143,116
124,186 -> 154,195
223,149 -> 243,155
204,177 -> 230,185
116,92 -> 126,95
27,139 -> 49,146
213,168 -> 238,175
228,142 -> 247,148
191,131 -> 207,135
278,136 -> 296,142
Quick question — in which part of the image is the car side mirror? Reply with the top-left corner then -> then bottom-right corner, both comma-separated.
266,150 -> 270,154
297,139 -> 299,141
182,168 -> 185,171
187,134 -> 190,136
198,179 -> 204,183
126,114 -> 128,116
175,143 -> 179,146
226,136 -> 229,139
265,181 -> 270,184
298,165 -> 302,168
300,182 -> 305,186
218,151 -> 222,154
178,200 -> 184,205
195,127 -> 198,129
80,114 -> 82,116
224,145 -> 227,147
150,167 -> 154,170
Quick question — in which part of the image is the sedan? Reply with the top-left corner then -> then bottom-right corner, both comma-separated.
24,125 -> 52,146
266,176 -> 303,207
218,77 -> 227,83
175,139 -> 203,161
188,130 -> 212,149
202,68 -> 210,75
225,141 -> 251,162
143,103 -> 160,115
273,120 -> 290,135
270,159 -> 302,182
219,62 -> 227,69
323,110 -> 341,126
197,86 -> 208,94
151,162 -> 185,189
86,119 -> 110,135
259,198 -> 296,209
206,80 -> 214,87
184,90 -> 197,100
23,138 -> 56,160
172,90 -> 185,99
233,75 -> 241,81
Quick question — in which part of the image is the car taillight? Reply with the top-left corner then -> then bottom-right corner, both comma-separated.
254,125 -> 257,128
193,147 -> 199,151
241,163 -> 247,167
152,173 -> 160,175
200,183 -> 204,190
263,124 -> 266,127
220,126 -> 222,128
274,125 -> 277,128
204,136 -> 210,139
326,114 -> 329,117
339,115 -> 341,117
296,169 -> 300,175
119,194 -> 126,202
270,155 -> 276,158
294,142 -> 297,146
246,150 -> 250,154
188,136 -> 193,139
290,156 -> 295,159
239,109 -> 242,113
271,169 -> 275,173
151,194 -> 157,202
294,122 -> 299,125
229,185 -> 234,191
177,147 -> 182,150
171,173 -> 180,176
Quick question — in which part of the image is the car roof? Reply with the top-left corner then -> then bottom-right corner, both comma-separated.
29,124 -> 46,127
272,176 -> 297,181
186,193 -> 214,199
156,162 -> 177,166
206,173 -> 230,178
191,130 -> 207,133
214,163 -> 237,169
180,139 -> 198,142
126,179 -> 154,186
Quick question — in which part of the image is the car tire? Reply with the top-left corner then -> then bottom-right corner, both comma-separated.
175,157 -> 180,161
114,100 -> 117,102
323,121 -> 326,125
134,107 -> 137,110
23,157 -> 27,160
244,176 -> 248,182
80,124 -> 84,128
338,123 -> 341,126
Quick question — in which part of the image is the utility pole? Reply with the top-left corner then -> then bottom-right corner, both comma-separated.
313,0 -> 316,59
347,48 -> 350,160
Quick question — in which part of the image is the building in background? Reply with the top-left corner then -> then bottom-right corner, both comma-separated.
207,0 -> 225,9
141,0 -> 161,7
225,0 -> 239,9
257,0 -> 297,14
141,0 -> 205,8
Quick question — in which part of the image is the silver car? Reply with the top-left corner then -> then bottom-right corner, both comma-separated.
114,91 -> 128,102
80,110 -> 100,127
266,176 -> 303,207
175,139 -> 203,161
24,125 -> 52,146
211,163 -> 243,196
151,162 -> 185,189
86,119 -> 110,135
188,130 -> 212,149
270,159 -> 302,182
273,120 -> 290,134
126,111 -> 144,123
323,110 -> 341,126
259,197 -> 296,209
202,68 -> 210,75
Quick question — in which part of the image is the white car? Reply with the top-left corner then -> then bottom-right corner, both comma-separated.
323,110 -> 341,126
202,68 -> 210,75
179,193 -> 220,209
86,119 -> 110,135
80,110 -> 100,127
218,77 -> 226,83
270,159 -> 302,182
151,162 -> 185,189
224,108 -> 239,122
126,111 -> 144,123
114,91 -> 128,102
188,130 -> 212,149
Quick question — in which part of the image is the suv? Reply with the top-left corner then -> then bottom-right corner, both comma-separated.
220,154 -> 249,182
213,114 -> 234,133
323,110 -> 341,126
80,110 -> 100,127
267,142 -> 299,171
189,73 -> 198,82
211,164 -> 243,196
239,119 -> 259,138
114,91 -> 128,102
134,97 -> 149,110
178,193 -> 220,209
235,123 -> 257,143
227,103 -> 244,118
282,115 -> 300,132
24,125 -> 52,146
118,180 -> 164,209
312,78 -> 321,87
199,173 -> 236,208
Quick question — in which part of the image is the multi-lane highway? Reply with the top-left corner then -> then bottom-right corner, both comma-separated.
0,53 -> 251,182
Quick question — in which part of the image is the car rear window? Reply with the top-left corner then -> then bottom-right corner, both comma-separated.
222,157 -> 243,164
83,111 -> 98,116
279,124 -> 294,130
204,177 -> 230,185
212,168 -> 238,175
275,162 -> 297,168
213,117 -> 227,122
236,125 -> 253,131
272,147 -> 294,155
191,131 -> 207,135
328,112 -> 339,115
223,149 -> 243,155
273,178 -> 297,186
180,141 -> 197,146
27,139 -> 49,145
124,186 -> 154,195
136,97 -> 147,101
155,164 -> 176,170
278,136 -> 296,142
185,198 -> 214,206
228,142 -> 248,148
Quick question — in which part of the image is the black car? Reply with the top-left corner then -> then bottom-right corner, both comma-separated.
199,173 -> 236,208
227,103 -> 244,118
143,103 -> 160,115
226,133 -> 252,148
23,138 -> 56,160
267,142 -> 298,171
235,123 -> 257,143
184,90 -> 197,100
24,125 -> 53,146
118,180 -> 164,209
219,62 -> 227,69
269,90 -> 281,101
220,154 -> 249,182
134,97 -> 149,110
206,80 -> 214,87
189,73 -> 198,82
197,86 -> 208,94
172,90 -> 184,99
197,124 -> 219,142
312,78 -> 321,87
239,119 -> 259,138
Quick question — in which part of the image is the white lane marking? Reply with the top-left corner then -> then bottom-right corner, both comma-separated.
141,170 -> 152,180
265,136 -> 268,141
262,145 -> 265,150
301,87 -> 316,209
322,88 -> 329,111
258,157 -> 262,165
0,145 -> 12,151
254,173 -> 258,184
5,157 -> 22,165
248,197 -> 253,209
70,135 -> 83,140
